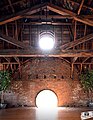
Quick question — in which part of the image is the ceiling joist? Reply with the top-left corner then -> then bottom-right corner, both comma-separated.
0,49 -> 92,57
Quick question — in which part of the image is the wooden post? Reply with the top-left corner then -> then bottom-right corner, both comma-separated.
71,63 -> 74,79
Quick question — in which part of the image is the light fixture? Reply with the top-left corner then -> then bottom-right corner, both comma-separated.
39,7 -> 55,50
36,90 -> 58,109
39,33 -> 55,50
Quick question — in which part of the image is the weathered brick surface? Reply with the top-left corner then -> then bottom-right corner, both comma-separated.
3,58 -> 88,107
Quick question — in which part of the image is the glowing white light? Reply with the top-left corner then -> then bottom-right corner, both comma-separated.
39,35 -> 54,50
36,90 -> 58,109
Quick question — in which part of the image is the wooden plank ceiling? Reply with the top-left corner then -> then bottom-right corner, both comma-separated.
0,0 -> 93,75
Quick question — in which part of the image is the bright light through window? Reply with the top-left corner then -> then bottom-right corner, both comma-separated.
39,34 -> 55,50
36,90 -> 58,109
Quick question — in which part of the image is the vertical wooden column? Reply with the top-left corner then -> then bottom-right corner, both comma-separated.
83,24 -> 87,49
15,21 -> 18,40
5,24 -> 8,36
73,20 -> 77,50
5,24 -> 9,48
80,64 -> 82,74
71,63 -> 74,79
29,25 -> 32,46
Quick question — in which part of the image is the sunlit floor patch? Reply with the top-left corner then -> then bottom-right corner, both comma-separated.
36,90 -> 58,109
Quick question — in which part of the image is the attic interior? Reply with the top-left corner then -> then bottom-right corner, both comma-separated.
0,0 -> 93,119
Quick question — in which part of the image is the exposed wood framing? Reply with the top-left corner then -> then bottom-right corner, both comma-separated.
74,63 -> 93,64
72,57 -> 78,63
47,3 -> 93,26
14,57 -> 20,63
67,0 -> 93,11
7,0 -> 15,13
0,3 -> 47,25
2,62 -> 19,64
0,49 -> 92,57
14,57 -> 21,78
24,15 -> 73,19
77,0 -> 85,15
4,57 -> 11,63
82,57 -> 90,63
61,33 -> 93,50
1,0 -> 24,11
60,57 -> 71,64
0,2 -> 93,26
84,24 -> 87,36
15,21 -> 18,40
0,32 -> 28,48
80,64 -> 83,73
4,57 -> 13,72
74,20 -> 77,41
20,22 -> 72,25
71,63 -> 74,79
5,24 -> 8,36
82,24 -> 87,49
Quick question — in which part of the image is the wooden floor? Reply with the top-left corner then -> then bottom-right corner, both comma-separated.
0,107 -> 93,120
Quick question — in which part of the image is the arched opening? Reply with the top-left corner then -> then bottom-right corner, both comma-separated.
39,32 -> 55,50
36,90 -> 58,109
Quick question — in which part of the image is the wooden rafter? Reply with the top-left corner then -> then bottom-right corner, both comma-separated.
1,0 -> 24,11
0,32 -> 28,48
0,3 -> 47,25
0,49 -> 92,57
61,33 -> 93,50
67,0 -> 93,11
47,3 -> 93,26
0,2 -> 93,26
77,0 -> 84,15
7,0 -> 15,13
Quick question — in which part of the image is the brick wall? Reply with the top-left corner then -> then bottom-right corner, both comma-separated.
4,58 -> 89,107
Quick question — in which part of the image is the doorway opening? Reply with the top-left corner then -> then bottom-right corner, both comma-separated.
36,90 -> 58,109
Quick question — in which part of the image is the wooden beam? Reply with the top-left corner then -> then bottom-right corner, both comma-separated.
1,0 -> 24,11
74,20 -> 77,41
14,57 -> 20,64
1,62 -> 19,64
21,22 -> 72,25
0,49 -> 92,57
0,32 -> 28,48
60,57 -> 71,64
24,15 -> 73,19
82,57 -> 90,63
4,57 -> 11,63
7,0 -> 15,13
0,3 -> 47,25
15,21 -> 18,40
83,15 -> 93,19
67,0 -> 93,11
71,63 -> 74,79
72,57 -> 78,63
77,0 -> 84,15
74,63 -> 93,64
47,3 -> 93,26
61,33 -> 93,50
